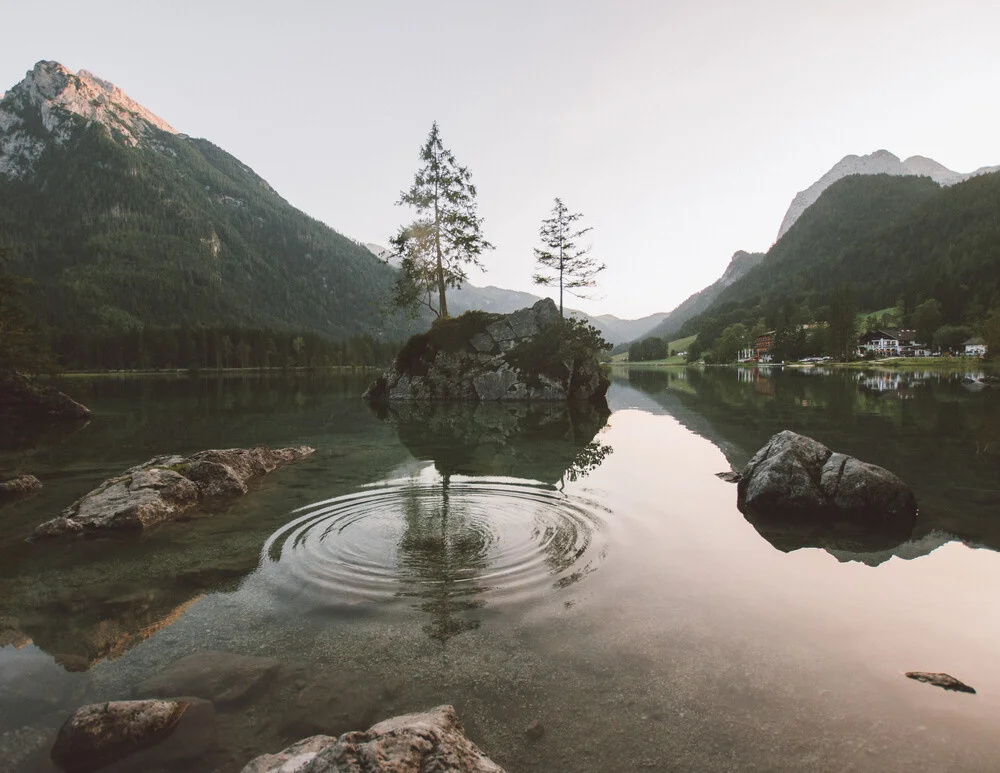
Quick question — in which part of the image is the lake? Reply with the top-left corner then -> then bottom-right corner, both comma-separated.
2,366 -> 999,771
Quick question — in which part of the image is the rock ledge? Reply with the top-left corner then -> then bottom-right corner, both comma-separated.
30,444 -> 313,539
364,300 -> 609,403
242,705 -> 505,773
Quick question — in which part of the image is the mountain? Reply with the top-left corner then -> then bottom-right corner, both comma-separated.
636,250 -> 764,343
0,61 -> 413,342
776,149 -> 1000,240
362,243 -> 666,345
676,170 -> 1000,345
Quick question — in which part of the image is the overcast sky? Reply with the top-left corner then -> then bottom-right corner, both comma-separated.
2,1 -> 999,319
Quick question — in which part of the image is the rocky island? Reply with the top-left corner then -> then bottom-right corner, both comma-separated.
363,299 -> 610,403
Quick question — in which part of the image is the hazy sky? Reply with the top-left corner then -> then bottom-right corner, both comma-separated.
2,1 -> 999,318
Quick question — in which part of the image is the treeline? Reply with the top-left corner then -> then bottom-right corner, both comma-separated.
0,120 -> 416,343
50,326 -> 400,371
628,337 -> 669,362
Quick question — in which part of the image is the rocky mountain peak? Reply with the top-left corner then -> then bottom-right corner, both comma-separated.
776,149 -> 1000,241
0,60 -> 177,178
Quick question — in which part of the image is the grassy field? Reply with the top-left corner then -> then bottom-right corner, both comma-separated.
611,334 -> 697,366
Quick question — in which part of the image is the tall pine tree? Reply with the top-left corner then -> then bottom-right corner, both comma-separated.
533,198 -> 604,317
388,123 -> 492,318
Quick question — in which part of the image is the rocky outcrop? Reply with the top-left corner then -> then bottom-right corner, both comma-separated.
50,700 -> 188,772
0,369 -> 90,422
0,473 -> 42,504
364,299 -> 610,403
30,445 -> 314,539
241,705 -> 504,773
736,431 -> 917,539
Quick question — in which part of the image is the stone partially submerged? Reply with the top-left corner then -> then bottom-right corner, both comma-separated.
241,705 -> 505,773
736,431 -> 917,546
363,299 -> 610,403
0,473 -> 42,505
30,445 -> 314,539
50,699 -> 188,772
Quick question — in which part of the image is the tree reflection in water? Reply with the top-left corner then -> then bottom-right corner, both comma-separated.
380,399 -> 613,643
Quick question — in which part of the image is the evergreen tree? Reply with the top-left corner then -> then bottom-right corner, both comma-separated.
0,249 -> 54,373
910,298 -> 942,348
533,198 -> 604,317
827,284 -> 857,360
389,123 -> 492,318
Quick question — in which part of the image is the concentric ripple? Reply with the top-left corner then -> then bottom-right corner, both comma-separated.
259,476 -> 609,613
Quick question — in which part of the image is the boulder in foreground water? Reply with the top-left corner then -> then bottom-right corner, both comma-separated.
737,431 -> 917,530
0,473 -> 42,504
241,704 -> 505,773
50,699 -> 188,772
30,445 -> 314,539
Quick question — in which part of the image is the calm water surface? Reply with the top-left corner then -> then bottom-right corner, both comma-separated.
1,367 -> 999,771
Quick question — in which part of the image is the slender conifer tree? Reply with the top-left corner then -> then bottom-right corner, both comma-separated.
533,198 -> 604,317
388,123 -> 492,318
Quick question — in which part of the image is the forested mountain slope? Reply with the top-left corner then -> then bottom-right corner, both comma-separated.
677,172 -> 1000,344
0,61 -> 414,343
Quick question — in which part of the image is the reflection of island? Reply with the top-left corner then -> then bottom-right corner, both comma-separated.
614,367 -> 1000,563
396,479 -> 489,644
377,401 -> 613,643
373,400 -> 612,486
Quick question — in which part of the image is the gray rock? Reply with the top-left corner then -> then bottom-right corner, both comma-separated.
469,332 -> 495,353
364,299 -> 609,404
905,671 -> 976,694
50,699 -> 189,772
241,705 -> 504,773
135,650 -> 279,706
506,307 -> 539,339
30,445 -> 314,539
473,368 -> 520,401
0,473 -> 42,504
737,430 -> 917,529
486,320 -> 517,343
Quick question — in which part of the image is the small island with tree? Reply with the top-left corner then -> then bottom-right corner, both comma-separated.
369,124 -> 611,404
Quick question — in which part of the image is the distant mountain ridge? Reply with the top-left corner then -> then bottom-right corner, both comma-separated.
637,250 -> 764,343
776,149 -> 1000,239
0,61 -> 415,342
362,243 -> 667,345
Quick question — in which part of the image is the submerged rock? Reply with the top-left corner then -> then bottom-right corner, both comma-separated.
905,671 -> 976,694
50,699 -> 188,772
737,431 -> 917,529
0,473 -> 42,505
241,704 -> 505,773
136,650 -> 279,706
30,444 -> 314,539
363,299 -> 610,403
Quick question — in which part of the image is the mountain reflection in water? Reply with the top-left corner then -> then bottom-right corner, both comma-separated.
614,366 -> 1000,564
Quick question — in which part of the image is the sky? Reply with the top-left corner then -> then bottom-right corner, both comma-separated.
2,0 -> 999,319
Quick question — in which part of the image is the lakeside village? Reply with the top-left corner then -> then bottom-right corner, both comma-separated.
738,328 -> 988,364
623,327 -> 989,366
